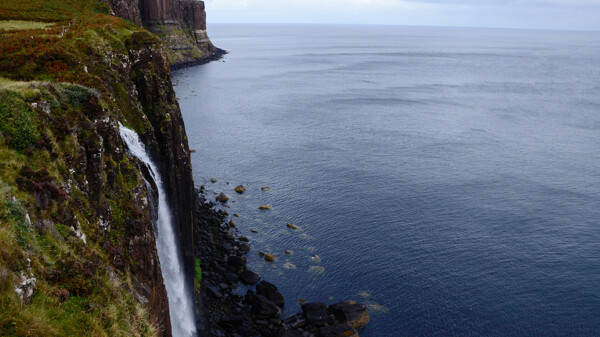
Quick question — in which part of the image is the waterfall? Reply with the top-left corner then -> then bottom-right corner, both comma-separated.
119,123 -> 196,337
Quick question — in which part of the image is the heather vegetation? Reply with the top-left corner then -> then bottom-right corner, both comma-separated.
0,1 -> 168,335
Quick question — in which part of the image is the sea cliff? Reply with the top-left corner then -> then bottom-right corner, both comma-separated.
0,0 -> 199,335
102,0 -> 221,67
0,2 -> 371,336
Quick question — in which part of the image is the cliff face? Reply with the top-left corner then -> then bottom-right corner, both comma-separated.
103,0 -> 217,66
0,2 -> 199,335
127,31 -> 198,284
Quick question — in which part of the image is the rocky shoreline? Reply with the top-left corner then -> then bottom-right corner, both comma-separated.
171,48 -> 228,71
193,187 -> 371,337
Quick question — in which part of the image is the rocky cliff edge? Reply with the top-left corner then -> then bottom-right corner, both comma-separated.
102,0 -> 221,67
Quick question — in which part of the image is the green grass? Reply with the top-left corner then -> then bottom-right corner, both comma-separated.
194,258 -> 202,291
0,20 -> 53,31
0,1 -> 172,335
0,90 -> 39,151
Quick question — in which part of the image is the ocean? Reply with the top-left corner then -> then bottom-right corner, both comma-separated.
173,24 -> 600,337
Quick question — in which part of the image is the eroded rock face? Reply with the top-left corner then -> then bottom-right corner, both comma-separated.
105,0 -> 217,66
102,0 -> 143,26
126,31 -> 199,330
140,0 -> 207,30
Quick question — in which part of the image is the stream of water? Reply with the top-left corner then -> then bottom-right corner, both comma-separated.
119,123 -> 196,337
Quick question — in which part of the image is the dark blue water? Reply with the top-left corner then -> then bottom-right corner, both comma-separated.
173,24 -> 600,337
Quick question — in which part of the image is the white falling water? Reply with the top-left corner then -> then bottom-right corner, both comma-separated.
119,123 -> 196,337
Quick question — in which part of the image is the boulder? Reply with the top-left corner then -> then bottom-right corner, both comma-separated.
249,293 -> 281,319
227,255 -> 246,273
256,281 -> 285,308
216,192 -> 229,202
239,270 -> 261,285
264,253 -> 276,262
258,204 -> 271,210
328,300 -> 370,329
319,323 -> 358,337
286,223 -> 298,229
302,302 -> 329,326
234,185 -> 246,194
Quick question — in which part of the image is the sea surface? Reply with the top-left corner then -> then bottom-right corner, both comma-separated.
173,24 -> 600,337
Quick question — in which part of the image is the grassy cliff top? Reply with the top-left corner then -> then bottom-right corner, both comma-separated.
0,0 -> 139,84
0,1 -> 173,336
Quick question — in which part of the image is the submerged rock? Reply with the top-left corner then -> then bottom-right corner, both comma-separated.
286,223 -> 298,230
261,186 -> 270,191
216,192 -> 229,202
308,266 -> 325,275
283,262 -> 296,269
234,185 -> 246,194
258,204 -> 272,210
210,178 -> 217,183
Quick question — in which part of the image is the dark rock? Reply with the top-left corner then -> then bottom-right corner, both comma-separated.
239,270 -> 261,285
239,236 -> 249,242
290,318 -> 307,329
279,329 -> 304,337
256,281 -> 284,308
209,329 -> 226,337
219,314 -> 244,328
234,185 -> 246,194
282,314 -> 298,325
238,243 -> 250,254
328,300 -> 370,329
206,284 -> 223,299
250,294 -> 281,319
319,323 -> 358,337
302,302 -> 329,326
224,272 -> 239,282
220,242 -> 232,253
227,255 -> 246,273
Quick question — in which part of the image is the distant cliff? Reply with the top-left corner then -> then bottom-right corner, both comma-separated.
102,0 -> 219,67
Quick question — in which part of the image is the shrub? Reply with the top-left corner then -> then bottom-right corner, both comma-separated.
0,91 -> 39,151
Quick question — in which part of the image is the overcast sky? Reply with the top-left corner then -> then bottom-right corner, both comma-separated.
204,0 -> 600,31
